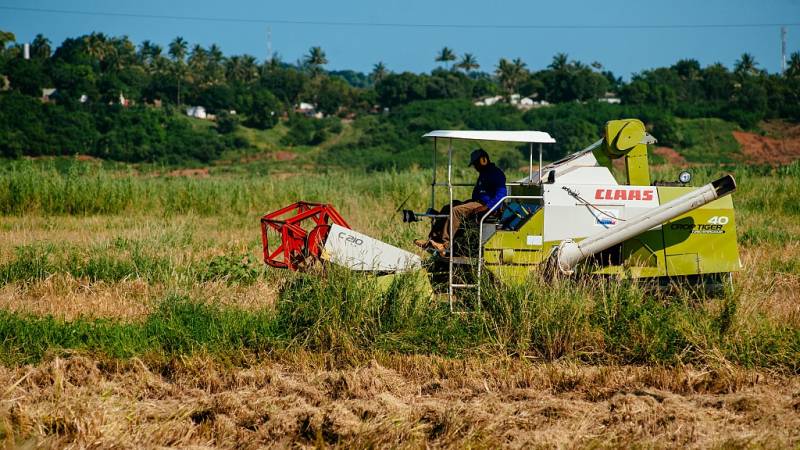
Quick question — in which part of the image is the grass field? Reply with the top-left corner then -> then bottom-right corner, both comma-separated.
0,158 -> 799,447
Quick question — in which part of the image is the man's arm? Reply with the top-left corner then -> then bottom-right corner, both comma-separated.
472,185 -> 490,205
485,168 -> 507,210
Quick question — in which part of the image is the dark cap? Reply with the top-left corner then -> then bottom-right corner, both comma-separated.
468,148 -> 489,167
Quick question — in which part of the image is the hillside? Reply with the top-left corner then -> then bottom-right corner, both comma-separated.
185,114 -> 800,176
2,30 -> 800,168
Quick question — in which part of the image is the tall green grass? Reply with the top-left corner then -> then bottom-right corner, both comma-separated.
0,242 -> 179,285
1,269 -> 797,371
0,241 -> 273,286
0,159 -> 433,216
3,159 -> 797,219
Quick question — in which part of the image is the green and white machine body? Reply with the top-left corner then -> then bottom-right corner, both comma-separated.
420,119 -> 741,305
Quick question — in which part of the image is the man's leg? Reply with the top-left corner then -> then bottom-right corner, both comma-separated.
427,200 -> 465,243
428,204 -> 449,242
415,202 -> 458,249
441,201 -> 488,247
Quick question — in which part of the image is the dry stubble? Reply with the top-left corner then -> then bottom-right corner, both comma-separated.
1,354 -> 799,448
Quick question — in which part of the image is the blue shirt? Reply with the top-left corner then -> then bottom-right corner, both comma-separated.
472,163 -> 507,210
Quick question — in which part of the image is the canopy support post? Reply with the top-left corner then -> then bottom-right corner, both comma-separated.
528,143 -> 533,184
538,143 -> 543,184
447,137 -> 454,312
431,138 -> 437,210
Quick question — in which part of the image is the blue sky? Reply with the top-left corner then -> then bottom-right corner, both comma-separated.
1,0 -> 798,78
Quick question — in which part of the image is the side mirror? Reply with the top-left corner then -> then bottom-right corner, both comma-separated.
546,170 -> 556,184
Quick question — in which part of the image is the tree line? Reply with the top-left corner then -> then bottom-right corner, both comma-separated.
0,30 -> 799,163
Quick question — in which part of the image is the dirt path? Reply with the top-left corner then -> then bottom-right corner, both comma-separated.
733,128 -> 800,166
1,355 -> 798,448
166,168 -> 210,177
653,146 -> 687,166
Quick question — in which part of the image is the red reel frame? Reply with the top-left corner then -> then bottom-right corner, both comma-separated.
260,202 -> 350,270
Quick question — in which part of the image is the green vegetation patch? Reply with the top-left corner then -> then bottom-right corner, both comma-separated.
0,242 -> 177,285
672,118 -> 742,163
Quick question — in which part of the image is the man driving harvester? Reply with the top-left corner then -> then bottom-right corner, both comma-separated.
415,148 -> 507,256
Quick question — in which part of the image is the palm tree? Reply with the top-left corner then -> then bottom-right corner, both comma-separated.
84,32 -> 111,62
152,53 -> 171,78
787,51 -> 800,78
456,53 -> 479,73
512,57 -> 527,72
84,33 -> 126,72
107,36 -> 135,71
30,34 -> 51,59
188,45 -> 207,67
371,61 -> 388,83
225,56 -> 242,82
305,46 -> 328,76
435,46 -> 457,70
0,30 -> 15,51
168,36 -> 188,63
188,44 -> 208,85
206,44 -> 226,83
138,40 -> 162,66
208,44 -> 224,66
265,53 -> 283,71
225,55 -> 259,83
241,55 -> 259,83
734,52 -> 758,76
168,37 -> 188,106
549,52 -> 569,71
496,57 -> 526,98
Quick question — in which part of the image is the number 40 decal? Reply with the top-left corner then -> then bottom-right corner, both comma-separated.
707,216 -> 729,225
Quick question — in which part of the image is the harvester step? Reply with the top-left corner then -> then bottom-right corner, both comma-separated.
448,256 -> 475,265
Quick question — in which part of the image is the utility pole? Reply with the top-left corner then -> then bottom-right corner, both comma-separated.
781,26 -> 787,74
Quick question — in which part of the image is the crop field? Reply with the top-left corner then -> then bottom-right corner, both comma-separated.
0,159 -> 799,448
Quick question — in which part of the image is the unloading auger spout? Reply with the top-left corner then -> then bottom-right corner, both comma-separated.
552,175 -> 737,274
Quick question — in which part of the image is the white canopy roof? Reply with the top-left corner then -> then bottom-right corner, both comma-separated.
423,130 -> 556,144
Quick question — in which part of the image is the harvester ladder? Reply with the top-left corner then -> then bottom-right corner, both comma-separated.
435,138 -> 545,312
441,137 -> 477,312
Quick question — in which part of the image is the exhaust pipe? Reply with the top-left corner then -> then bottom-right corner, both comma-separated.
554,174 -> 736,274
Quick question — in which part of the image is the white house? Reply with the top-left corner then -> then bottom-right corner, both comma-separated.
474,95 -> 504,106
41,88 -> 57,102
296,102 -> 316,116
519,97 -> 534,106
599,92 -> 621,104
186,106 -> 207,119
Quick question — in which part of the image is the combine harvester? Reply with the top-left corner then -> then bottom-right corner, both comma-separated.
261,119 -> 740,308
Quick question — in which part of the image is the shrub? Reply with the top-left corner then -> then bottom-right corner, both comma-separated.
200,253 -> 262,285
245,89 -> 281,130
215,111 -> 239,134
281,115 -> 340,147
